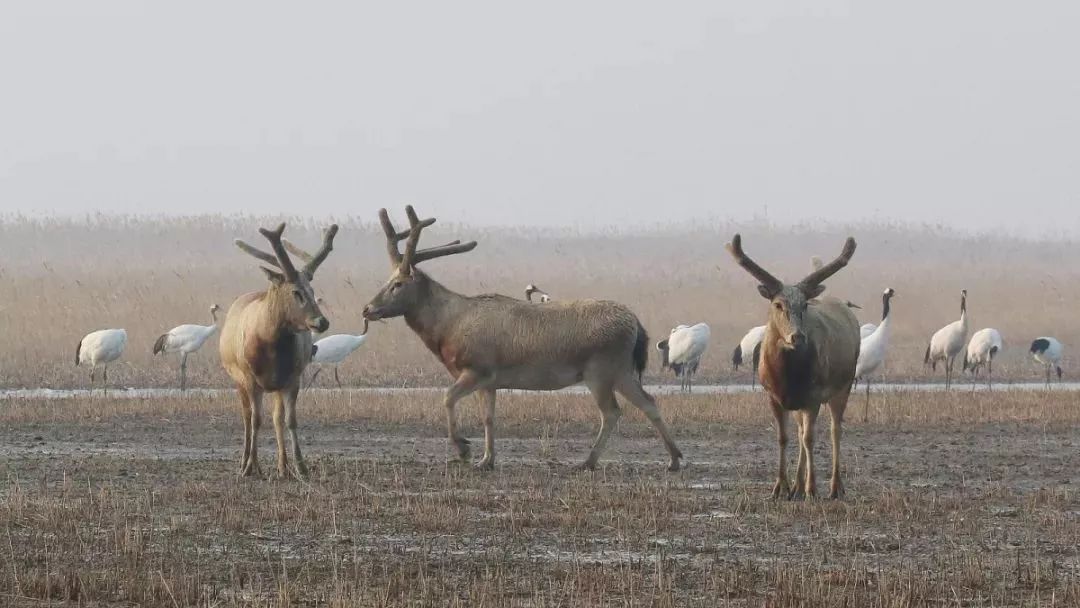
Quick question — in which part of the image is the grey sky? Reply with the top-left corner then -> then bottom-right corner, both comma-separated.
2,2 -> 1078,235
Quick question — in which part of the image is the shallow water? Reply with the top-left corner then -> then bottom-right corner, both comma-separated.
1,381 -> 1077,400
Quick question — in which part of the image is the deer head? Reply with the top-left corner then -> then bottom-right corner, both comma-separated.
726,234 -> 856,350
235,223 -> 338,333
362,206 -> 476,321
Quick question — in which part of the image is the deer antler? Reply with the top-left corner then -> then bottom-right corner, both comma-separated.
281,224 -> 339,279
379,206 -> 476,273
378,208 -> 435,267
725,234 -> 783,293
235,223 -> 299,280
798,237 -> 856,288
257,223 -> 300,281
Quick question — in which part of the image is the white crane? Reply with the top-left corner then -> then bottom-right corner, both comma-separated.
656,323 -> 711,392
860,323 -> 877,339
153,304 -> 221,391
524,284 -> 551,303
854,288 -> 895,421
732,325 -> 766,388
924,289 -> 968,390
76,328 -> 127,392
310,319 -> 370,387
963,328 -> 1003,388
1030,337 -> 1064,387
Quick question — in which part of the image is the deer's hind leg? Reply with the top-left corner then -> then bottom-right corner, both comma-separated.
615,374 -> 683,471
443,370 -> 488,463
476,388 -> 497,471
826,389 -> 849,499
580,380 -> 622,471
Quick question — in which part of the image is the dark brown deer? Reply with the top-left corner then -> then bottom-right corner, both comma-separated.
219,223 -> 338,479
362,206 -> 683,471
726,234 -> 860,499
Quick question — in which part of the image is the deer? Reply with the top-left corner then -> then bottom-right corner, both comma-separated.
361,206 -> 683,472
219,222 -> 338,479
725,234 -> 860,499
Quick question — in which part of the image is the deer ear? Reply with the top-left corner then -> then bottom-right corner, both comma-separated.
757,284 -> 779,299
261,266 -> 286,285
801,283 -> 826,299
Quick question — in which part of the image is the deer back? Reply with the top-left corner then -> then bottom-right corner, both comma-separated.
408,292 -> 642,380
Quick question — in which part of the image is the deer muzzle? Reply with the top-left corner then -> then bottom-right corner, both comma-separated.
785,331 -> 806,350
310,317 -> 330,333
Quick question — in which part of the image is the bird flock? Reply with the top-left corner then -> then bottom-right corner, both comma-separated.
75,261 -> 1064,395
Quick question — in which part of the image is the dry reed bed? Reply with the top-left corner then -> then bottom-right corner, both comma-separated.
1,390 -> 1078,605
1,216 -> 1079,390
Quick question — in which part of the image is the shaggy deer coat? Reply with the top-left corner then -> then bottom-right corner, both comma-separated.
219,223 -> 337,479
727,234 -> 860,499
362,206 -> 682,471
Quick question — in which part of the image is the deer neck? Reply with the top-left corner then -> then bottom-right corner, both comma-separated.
255,289 -> 303,341
403,274 -> 468,355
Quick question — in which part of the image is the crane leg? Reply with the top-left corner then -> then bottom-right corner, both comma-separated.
102,365 -> 109,396
310,367 -> 323,386
334,366 -> 342,388
180,353 -> 188,392
863,379 -> 870,423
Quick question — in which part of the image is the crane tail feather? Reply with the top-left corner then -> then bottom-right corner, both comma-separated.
75,339 -> 82,366
924,343 -> 931,366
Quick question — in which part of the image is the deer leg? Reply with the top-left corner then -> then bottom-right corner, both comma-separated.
240,388 -> 264,478
443,370 -> 485,462
179,353 -> 188,392
827,393 -> 848,499
334,366 -> 342,388
476,389 -> 497,470
615,375 -> 683,471
796,408 -> 820,499
271,392 -> 289,479
236,384 -> 253,475
769,399 -> 790,499
789,413 -> 806,499
581,381 -> 621,470
284,384 -> 307,479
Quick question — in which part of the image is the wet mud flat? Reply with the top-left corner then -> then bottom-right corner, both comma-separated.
1,390 -> 1078,606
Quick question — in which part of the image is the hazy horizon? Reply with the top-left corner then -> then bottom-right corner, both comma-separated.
3,2 -> 1078,237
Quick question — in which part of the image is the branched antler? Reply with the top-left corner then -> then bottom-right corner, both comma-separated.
282,224 -> 339,279
378,206 -> 477,273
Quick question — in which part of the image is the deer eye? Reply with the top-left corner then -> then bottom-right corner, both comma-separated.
774,302 -> 783,311
293,290 -> 305,304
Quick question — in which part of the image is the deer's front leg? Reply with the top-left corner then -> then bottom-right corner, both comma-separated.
443,370 -> 484,463
769,399 -> 791,499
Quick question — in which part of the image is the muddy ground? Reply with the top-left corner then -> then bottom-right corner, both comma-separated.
1,390 -> 1078,606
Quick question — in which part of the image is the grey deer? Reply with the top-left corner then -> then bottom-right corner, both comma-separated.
726,234 -> 860,499
219,223 -> 338,479
361,206 -> 683,471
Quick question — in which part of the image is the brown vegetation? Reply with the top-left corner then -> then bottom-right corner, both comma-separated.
0,215 -> 1078,391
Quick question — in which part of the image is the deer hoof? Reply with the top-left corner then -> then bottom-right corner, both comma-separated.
829,482 -> 844,500
667,458 -> 684,472
574,461 -> 597,472
474,458 -> 494,471
771,480 -> 790,499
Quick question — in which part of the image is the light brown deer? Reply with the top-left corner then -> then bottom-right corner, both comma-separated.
726,234 -> 860,499
362,206 -> 683,471
219,223 -> 338,479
